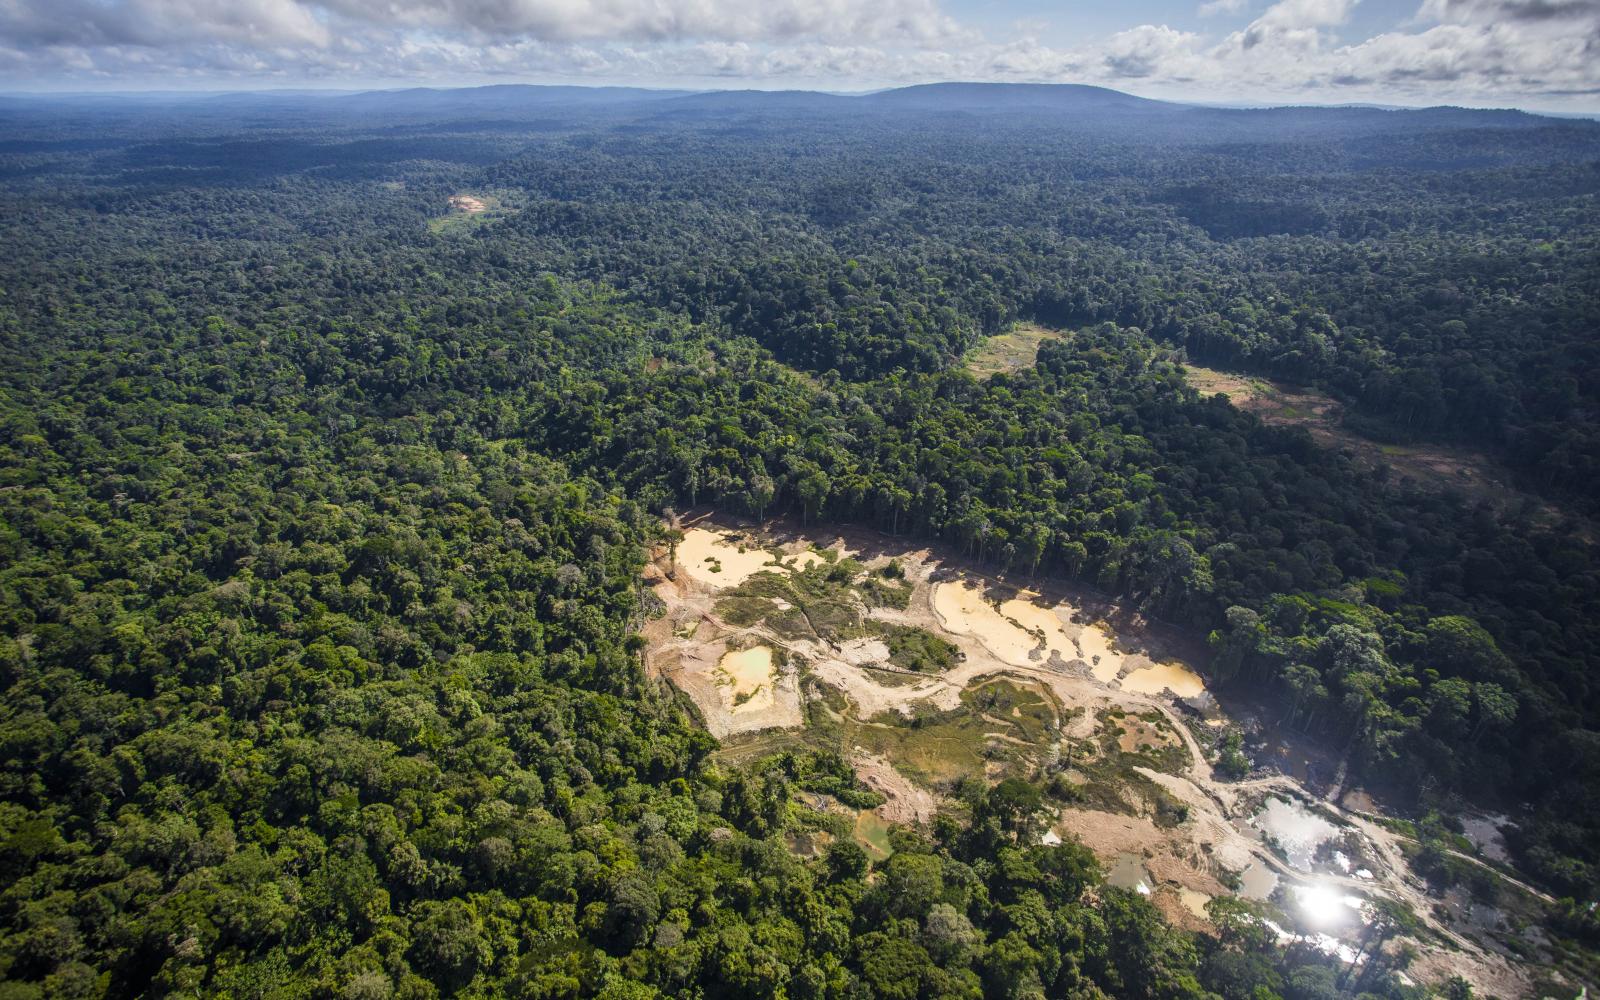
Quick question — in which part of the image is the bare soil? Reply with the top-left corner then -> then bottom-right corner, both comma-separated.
852,750 -> 940,824
1184,363 -> 1553,517
642,513 -> 1547,997
429,193 -> 508,234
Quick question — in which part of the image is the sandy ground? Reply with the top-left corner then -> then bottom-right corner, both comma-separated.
652,633 -> 804,739
644,514 -> 1542,997
676,526 -> 792,587
853,749 -> 940,824
448,194 -> 487,213
641,520 -> 812,738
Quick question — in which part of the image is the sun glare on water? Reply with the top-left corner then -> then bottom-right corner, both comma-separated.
1294,884 -> 1365,928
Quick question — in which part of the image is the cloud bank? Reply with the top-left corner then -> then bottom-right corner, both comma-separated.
1,0 -> 1597,109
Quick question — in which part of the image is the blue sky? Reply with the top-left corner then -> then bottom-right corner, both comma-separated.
2,0 -> 1598,111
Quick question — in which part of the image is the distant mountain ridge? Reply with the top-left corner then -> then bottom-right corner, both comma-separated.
858,82 -> 1174,111
0,82 -> 1583,132
337,84 -> 692,110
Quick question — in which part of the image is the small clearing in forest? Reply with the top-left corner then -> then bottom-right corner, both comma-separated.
429,193 -> 508,233
964,322 -> 1068,378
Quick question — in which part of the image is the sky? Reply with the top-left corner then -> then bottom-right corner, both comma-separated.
1,0 -> 1598,111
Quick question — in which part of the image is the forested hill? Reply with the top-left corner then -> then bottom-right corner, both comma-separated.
859,82 -> 1175,111
1,85 -> 1599,998
0,81 -> 1563,130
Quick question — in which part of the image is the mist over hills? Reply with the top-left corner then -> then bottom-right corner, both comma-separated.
2,80 -> 1586,183
0,81 -> 1564,126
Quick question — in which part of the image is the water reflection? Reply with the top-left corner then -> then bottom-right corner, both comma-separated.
1253,795 -> 1339,870
1107,853 -> 1152,895
1239,862 -> 1279,900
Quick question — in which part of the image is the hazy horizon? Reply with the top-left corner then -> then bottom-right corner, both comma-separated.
2,0 -> 1599,114
1,79 -> 1591,118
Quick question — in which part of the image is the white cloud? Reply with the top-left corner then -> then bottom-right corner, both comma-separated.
1,0 -> 965,49
1,0 -> 1598,110
1251,0 -> 1360,29
1100,25 -> 1205,79
0,0 -> 331,49
1198,0 -> 1251,16
1217,0 -> 1355,60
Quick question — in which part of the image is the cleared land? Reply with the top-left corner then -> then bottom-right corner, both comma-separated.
641,515 -> 1548,997
428,192 -> 509,233
1184,363 -> 1542,513
963,322 -> 1068,378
